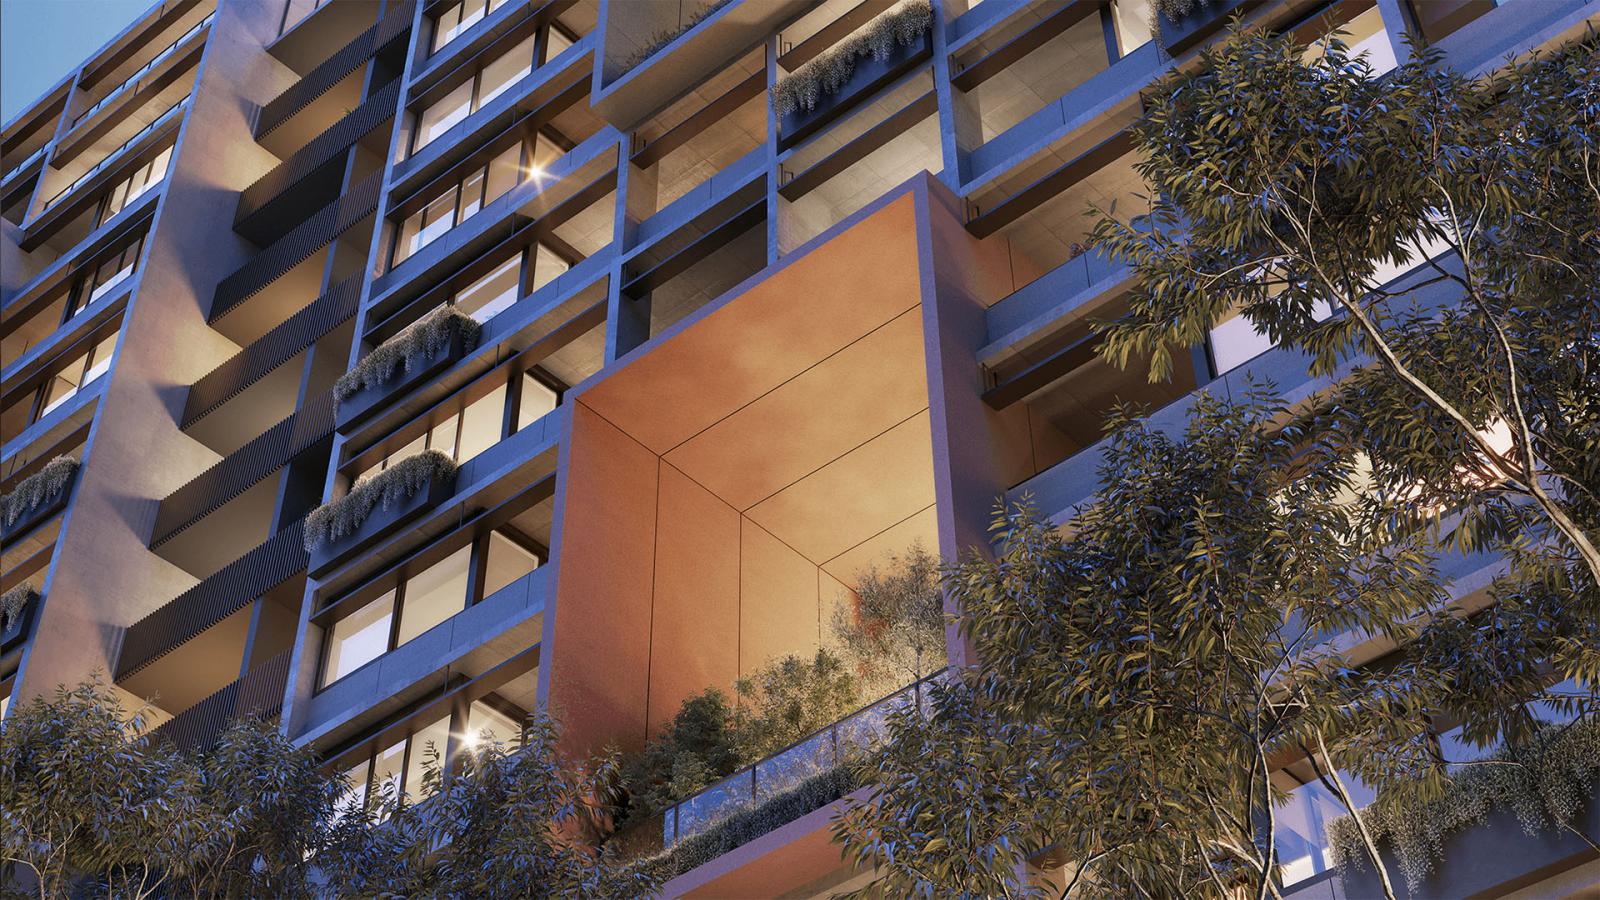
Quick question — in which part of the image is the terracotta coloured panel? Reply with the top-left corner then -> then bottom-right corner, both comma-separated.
738,520 -> 820,674
548,403 -> 660,754
745,410 -> 936,564
664,308 -> 931,511
647,463 -> 741,734
578,194 -> 923,453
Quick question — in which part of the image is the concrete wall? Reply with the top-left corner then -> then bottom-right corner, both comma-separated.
15,0 -> 297,704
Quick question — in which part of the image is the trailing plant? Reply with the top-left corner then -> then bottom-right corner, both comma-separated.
1329,716 -> 1600,893
2,456 -> 79,527
617,0 -> 734,72
2,581 -> 39,632
1150,0 -> 1211,21
304,449 -> 457,551
619,765 -> 859,884
771,0 -> 932,118
332,305 -> 481,403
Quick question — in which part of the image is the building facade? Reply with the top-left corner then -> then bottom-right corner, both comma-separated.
2,0 -> 1595,895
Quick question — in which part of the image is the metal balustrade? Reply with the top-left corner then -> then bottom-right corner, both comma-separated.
42,95 -> 189,212
71,13 -> 213,128
661,669 -> 943,846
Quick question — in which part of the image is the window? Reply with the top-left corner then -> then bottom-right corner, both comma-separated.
338,696 -> 527,814
517,371 -> 559,430
354,382 -> 509,484
98,145 -> 172,225
456,256 -> 521,322
431,0 -> 513,53
62,234 -> 146,322
483,530 -> 540,597
395,546 -> 473,645
411,36 -> 546,154
317,528 -> 543,689
461,700 -> 519,754
35,331 -> 118,422
391,143 -> 526,266
320,591 -> 395,687
1275,766 -> 1377,885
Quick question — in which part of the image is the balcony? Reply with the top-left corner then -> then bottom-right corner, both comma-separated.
307,453 -> 459,578
255,0 -> 415,144
1,584 -> 39,652
150,390 -> 336,548
0,457 -> 79,545
235,79 -> 402,244
662,670 -> 939,847
116,520 -> 309,683
593,0 -> 809,129
148,650 -> 292,752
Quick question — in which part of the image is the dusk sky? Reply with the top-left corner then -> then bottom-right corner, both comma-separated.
2,0 -> 150,123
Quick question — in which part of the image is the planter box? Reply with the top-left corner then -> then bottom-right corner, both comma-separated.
2,472 -> 75,544
307,469 -> 456,578
2,594 -> 36,651
1157,0 -> 1260,56
335,329 -> 469,430
779,31 -> 932,148
1340,797 -> 1600,899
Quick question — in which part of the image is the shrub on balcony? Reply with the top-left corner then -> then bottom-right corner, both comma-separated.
623,765 -> 860,884
332,306 -> 481,403
770,0 -> 933,118
622,649 -> 860,819
1329,715 -> 1600,892
2,582 -> 39,631
2,456 -> 78,527
304,450 -> 458,552
618,0 -> 734,72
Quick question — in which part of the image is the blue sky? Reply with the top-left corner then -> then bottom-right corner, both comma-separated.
2,0 -> 152,124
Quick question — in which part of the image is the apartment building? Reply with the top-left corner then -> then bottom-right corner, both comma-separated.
2,0 -> 1595,895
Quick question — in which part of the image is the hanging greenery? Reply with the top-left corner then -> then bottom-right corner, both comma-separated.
333,306 -> 481,403
304,450 -> 458,552
1329,716 -> 1600,893
2,582 -> 39,632
771,0 -> 933,119
617,0 -> 735,72
2,456 -> 79,527
1151,0 -> 1213,21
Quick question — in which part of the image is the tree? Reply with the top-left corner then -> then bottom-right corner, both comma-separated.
834,391 -> 1454,899
1,679 -> 663,898
833,544 -> 947,691
322,713 -> 659,899
1,677 -> 193,899
1088,27 -> 1600,590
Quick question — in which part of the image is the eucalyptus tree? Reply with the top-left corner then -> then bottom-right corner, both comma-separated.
321,712 -> 662,899
1089,27 -> 1600,590
833,392 -> 1447,899
833,544 -> 947,691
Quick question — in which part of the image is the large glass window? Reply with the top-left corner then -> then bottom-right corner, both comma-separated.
338,696 -> 527,815
431,0 -> 513,53
395,546 -> 473,645
391,144 -> 525,266
354,382 -> 509,484
318,528 -> 543,689
320,591 -> 395,686
411,33 -> 560,154
483,531 -> 540,597
461,700 -> 519,754
35,332 -> 118,422
1276,767 -> 1377,885
98,144 -> 172,225
65,234 -> 146,320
